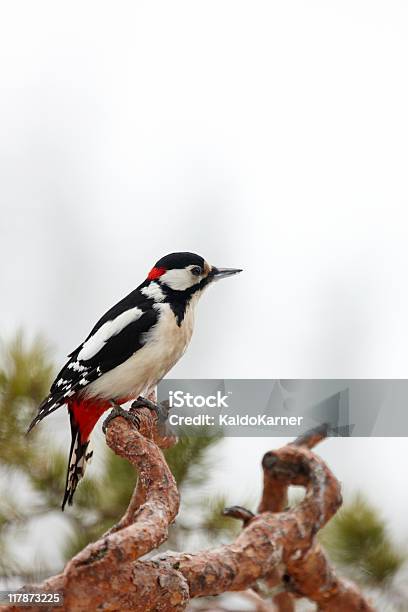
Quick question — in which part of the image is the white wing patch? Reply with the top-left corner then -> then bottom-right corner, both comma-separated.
78,307 -> 144,361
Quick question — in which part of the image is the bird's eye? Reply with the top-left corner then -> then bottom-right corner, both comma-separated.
191,266 -> 202,276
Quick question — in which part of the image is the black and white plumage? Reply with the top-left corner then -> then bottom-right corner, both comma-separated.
27,252 -> 242,508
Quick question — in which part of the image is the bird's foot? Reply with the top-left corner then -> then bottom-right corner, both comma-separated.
102,401 -> 141,434
132,396 -> 169,423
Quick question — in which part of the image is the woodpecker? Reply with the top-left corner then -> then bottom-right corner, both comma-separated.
27,252 -> 242,509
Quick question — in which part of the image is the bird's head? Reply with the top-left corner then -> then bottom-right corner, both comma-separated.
146,252 -> 242,296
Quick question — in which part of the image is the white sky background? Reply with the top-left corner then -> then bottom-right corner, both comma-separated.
1,0 -> 408,566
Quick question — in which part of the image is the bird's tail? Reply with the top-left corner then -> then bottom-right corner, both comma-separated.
27,392 -> 67,435
62,409 -> 93,510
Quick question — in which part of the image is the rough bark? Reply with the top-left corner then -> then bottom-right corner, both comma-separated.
6,409 -> 374,611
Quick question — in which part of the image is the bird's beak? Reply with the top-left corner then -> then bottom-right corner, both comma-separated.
210,267 -> 243,281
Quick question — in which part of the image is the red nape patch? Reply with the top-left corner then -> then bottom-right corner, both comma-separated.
147,266 -> 166,280
69,397 -> 112,442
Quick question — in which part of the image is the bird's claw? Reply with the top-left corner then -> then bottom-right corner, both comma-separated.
103,398 -> 171,436
132,396 -> 169,423
102,403 -> 141,434
131,396 -> 173,436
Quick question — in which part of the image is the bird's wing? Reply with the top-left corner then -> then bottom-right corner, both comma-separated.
28,286 -> 159,432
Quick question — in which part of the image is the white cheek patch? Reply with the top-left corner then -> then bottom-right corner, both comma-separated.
160,268 -> 198,291
78,306 -> 144,361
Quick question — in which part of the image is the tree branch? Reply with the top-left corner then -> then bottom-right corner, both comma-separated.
6,413 -> 374,611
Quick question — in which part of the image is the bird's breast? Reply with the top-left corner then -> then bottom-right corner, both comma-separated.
145,301 -> 195,370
